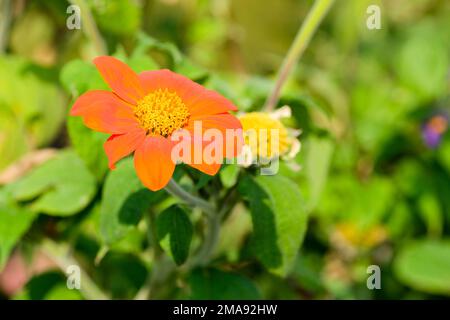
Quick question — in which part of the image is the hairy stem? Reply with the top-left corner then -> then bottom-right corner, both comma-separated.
264,0 -> 335,111
148,208 -> 162,257
165,179 -> 216,216
186,189 -> 239,268
135,210 -> 169,300
164,179 -> 228,265
41,240 -> 109,300
190,213 -> 221,266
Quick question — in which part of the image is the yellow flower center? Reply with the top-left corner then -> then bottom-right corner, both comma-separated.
134,88 -> 190,136
239,112 -> 290,158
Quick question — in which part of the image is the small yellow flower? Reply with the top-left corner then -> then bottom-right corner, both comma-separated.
238,106 -> 301,166
335,222 -> 387,249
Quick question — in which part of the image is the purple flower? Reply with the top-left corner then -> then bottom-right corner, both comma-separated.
422,126 -> 442,148
421,114 -> 448,149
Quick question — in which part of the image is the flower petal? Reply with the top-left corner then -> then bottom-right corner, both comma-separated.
170,132 -> 222,176
139,69 -> 237,116
188,113 -> 243,131
104,129 -> 146,169
190,164 -> 221,175
134,136 -> 175,191
139,69 -> 180,93
94,56 -> 144,104
188,157 -> 222,176
170,113 -> 242,175
70,90 -> 139,134
185,113 -> 244,158
188,91 -> 238,117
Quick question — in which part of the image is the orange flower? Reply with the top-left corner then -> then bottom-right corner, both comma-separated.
70,56 -> 242,191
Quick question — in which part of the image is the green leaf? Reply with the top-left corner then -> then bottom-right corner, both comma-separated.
0,107 -> 28,170
174,58 -> 209,82
135,33 -> 182,65
14,271 -> 82,300
239,174 -> 308,276
100,158 -> 165,245
44,285 -> 83,300
93,0 -> 141,36
304,136 -> 334,212
60,59 -> 107,95
189,268 -> 261,300
0,190 -> 37,270
156,205 -> 193,265
127,52 -> 159,73
10,10 -> 54,61
418,193 -> 443,237
13,271 -> 65,300
438,138 -> 450,174
394,240 -> 450,296
0,56 -> 65,169
67,116 -> 109,180
96,252 -> 148,299
195,173 -> 213,190
219,165 -> 240,188
397,25 -> 448,99
133,33 -> 207,81
7,150 -> 96,216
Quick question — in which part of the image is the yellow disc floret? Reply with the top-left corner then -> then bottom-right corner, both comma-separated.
239,112 -> 290,158
134,88 -> 190,136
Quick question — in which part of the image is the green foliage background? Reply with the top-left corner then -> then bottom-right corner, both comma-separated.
0,0 -> 450,300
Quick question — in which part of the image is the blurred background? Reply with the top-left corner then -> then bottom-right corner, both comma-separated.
0,0 -> 449,299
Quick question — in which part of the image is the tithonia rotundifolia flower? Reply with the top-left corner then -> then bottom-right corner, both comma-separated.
70,56 -> 243,191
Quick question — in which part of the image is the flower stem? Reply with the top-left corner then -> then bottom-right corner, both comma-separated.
189,213 -> 221,266
69,0 -> 107,56
148,208 -> 162,257
264,0 -> 335,111
0,0 -> 11,54
41,240 -> 109,300
165,178 -> 236,267
185,188 -> 239,268
135,209 -> 172,300
165,179 -> 215,216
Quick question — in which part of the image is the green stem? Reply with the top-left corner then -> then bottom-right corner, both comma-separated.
41,240 -> 109,300
165,179 -> 215,216
0,0 -> 11,54
70,0 -> 107,56
135,210 -> 168,300
148,208 -> 162,257
189,213 -> 221,266
218,188 -> 239,219
264,0 -> 335,111
186,189 -> 239,268
164,179 -> 237,268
